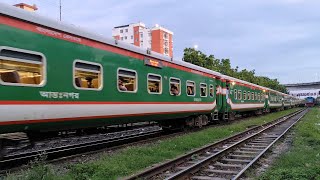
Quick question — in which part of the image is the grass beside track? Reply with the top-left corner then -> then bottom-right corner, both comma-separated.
5,108 -> 299,180
259,108 -> 320,180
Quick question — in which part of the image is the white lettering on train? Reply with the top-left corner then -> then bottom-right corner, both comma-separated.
39,91 -> 80,99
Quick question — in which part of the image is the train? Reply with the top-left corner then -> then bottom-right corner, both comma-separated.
305,97 -> 316,107
0,3 -> 304,139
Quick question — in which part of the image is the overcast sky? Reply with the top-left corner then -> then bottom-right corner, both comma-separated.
4,0 -> 320,84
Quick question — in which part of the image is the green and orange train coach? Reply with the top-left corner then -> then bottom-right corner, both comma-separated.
0,3 -> 303,141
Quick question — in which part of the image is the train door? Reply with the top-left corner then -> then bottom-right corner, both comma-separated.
265,91 -> 270,112
223,80 -> 232,120
214,78 -> 223,121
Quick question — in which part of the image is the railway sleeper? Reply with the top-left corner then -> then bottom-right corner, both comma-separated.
228,154 -> 255,160
191,176 -> 226,180
221,158 -> 251,164
213,162 -> 244,169
203,168 -> 238,175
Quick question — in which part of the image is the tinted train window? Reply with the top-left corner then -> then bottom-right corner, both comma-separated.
255,92 -> 257,100
0,48 -> 45,86
247,91 -> 250,100
234,89 -> 237,100
209,84 -> 214,97
118,68 -> 137,92
243,91 -> 247,100
148,74 -> 161,94
200,83 -> 207,97
186,81 -> 195,96
238,90 -> 242,100
170,78 -> 181,96
252,92 -> 254,100
74,61 -> 102,90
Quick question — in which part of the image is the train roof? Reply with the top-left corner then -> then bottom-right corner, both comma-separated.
0,3 -> 221,78
220,74 -> 267,90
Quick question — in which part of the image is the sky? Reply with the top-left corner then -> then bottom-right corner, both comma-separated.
3,0 -> 320,84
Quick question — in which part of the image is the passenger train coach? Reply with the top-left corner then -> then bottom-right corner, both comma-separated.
0,3 -> 303,137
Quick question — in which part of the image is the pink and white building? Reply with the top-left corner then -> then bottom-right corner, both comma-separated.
112,22 -> 173,58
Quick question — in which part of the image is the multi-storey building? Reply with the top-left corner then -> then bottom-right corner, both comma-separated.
13,3 -> 38,12
112,23 -> 173,58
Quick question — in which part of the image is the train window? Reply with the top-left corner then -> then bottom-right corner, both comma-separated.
74,61 -> 102,90
148,74 -> 162,94
0,47 -> 46,86
258,93 -> 261,101
238,90 -> 242,100
255,92 -> 257,100
243,91 -> 247,100
234,89 -> 237,100
117,68 -> 137,92
186,81 -> 195,96
248,91 -> 251,100
209,84 -> 214,97
170,77 -> 181,96
200,83 -> 207,97
252,92 -> 254,100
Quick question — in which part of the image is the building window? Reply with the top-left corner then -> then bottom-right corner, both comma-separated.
0,47 -> 46,86
121,37 -> 123,40
125,29 -> 128,32
74,60 -> 102,90
170,77 -> 180,96
163,33 -> 168,39
200,83 -> 207,97
125,36 -> 127,40
140,33 -> 143,38
131,35 -> 133,39
148,74 -> 161,94
186,81 -> 195,96
118,68 -> 137,92
234,89 -> 237,100
120,29 -> 123,33
164,48 -> 169,55
209,84 -> 214,97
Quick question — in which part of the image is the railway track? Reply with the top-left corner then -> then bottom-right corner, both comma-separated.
126,108 -> 308,180
0,126 -> 163,171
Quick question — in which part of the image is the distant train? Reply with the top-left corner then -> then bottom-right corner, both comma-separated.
0,3 -> 304,139
305,97 -> 316,107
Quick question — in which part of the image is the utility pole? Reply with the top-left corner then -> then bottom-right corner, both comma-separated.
59,0 -> 62,21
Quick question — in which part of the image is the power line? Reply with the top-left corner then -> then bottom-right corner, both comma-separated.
59,0 -> 61,21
